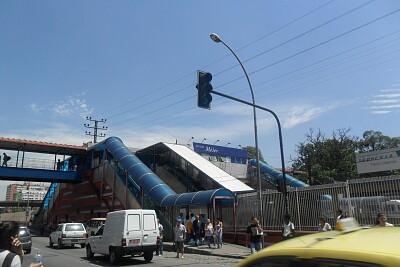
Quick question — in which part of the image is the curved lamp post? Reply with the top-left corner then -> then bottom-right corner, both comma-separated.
210,33 -> 263,232
214,140 -> 220,145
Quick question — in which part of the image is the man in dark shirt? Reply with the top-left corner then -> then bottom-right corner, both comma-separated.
246,217 -> 263,254
192,214 -> 201,247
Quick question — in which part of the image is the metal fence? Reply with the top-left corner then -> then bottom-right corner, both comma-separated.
233,175 -> 400,232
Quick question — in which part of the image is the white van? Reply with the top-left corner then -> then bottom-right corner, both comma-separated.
86,218 -> 106,236
85,209 -> 159,264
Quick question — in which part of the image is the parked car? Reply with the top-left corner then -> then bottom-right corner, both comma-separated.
86,218 -> 106,236
49,223 -> 87,249
86,209 -> 159,264
19,226 -> 32,254
235,218 -> 400,267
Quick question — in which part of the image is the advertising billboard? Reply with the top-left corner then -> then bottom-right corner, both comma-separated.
192,142 -> 248,158
355,147 -> 400,174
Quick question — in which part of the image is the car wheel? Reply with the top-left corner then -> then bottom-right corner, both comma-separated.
81,243 -> 85,248
109,247 -> 120,265
57,239 -> 63,249
49,238 -> 53,247
86,245 -> 94,259
144,251 -> 153,262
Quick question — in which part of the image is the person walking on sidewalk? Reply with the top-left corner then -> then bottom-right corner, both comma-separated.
192,214 -> 201,247
246,217 -> 263,254
214,218 -> 223,248
173,219 -> 186,259
155,219 -> 164,256
282,213 -> 295,241
204,219 -> 214,248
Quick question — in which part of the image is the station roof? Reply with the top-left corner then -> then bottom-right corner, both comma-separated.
137,142 -> 254,193
0,137 -> 87,156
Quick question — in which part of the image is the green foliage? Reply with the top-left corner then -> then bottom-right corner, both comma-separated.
292,129 -> 400,184
241,146 -> 265,162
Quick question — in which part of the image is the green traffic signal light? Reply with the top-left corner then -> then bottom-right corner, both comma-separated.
197,70 -> 213,109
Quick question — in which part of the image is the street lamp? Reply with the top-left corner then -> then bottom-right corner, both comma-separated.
225,142 -> 231,147
236,145 -> 242,149
187,137 -> 194,147
201,138 -> 207,144
213,140 -> 220,145
210,33 -> 263,232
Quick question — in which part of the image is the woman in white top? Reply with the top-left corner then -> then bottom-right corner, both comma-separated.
318,216 -> 332,232
282,213 -> 295,241
204,219 -> 214,248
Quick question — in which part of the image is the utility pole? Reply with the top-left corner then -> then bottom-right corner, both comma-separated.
84,117 -> 108,143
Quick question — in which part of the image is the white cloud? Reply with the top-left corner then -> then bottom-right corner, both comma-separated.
369,99 -> 400,104
51,94 -> 93,119
380,88 -> 400,92
281,102 -> 340,129
28,103 -> 44,114
370,104 -> 400,109
374,93 -> 400,98
370,110 -> 391,114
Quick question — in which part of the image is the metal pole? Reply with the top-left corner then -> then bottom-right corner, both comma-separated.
217,39 -> 264,237
211,89 -> 290,215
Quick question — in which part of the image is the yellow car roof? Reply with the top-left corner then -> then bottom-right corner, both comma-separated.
237,227 -> 400,267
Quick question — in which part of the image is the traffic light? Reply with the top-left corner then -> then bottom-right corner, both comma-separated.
196,70 -> 213,109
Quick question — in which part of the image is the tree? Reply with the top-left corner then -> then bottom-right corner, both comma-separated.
292,128 -> 358,184
241,146 -> 265,162
358,130 -> 400,152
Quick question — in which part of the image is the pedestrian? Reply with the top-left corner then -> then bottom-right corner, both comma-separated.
246,217 -> 263,254
318,216 -> 332,232
155,219 -> 164,256
192,214 -> 201,247
204,219 -> 214,248
375,213 -> 394,227
173,218 -> 186,259
214,218 -> 223,248
0,221 -> 43,267
186,215 -> 193,244
200,214 -> 206,245
282,213 -> 295,241
336,209 -> 347,221
2,153 -> 11,167
56,159 -> 62,170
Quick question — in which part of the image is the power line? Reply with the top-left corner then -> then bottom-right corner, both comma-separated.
95,1 -> 340,121
111,30 -> 400,132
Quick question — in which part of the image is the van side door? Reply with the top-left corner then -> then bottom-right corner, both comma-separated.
126,213 -> 142,248
142,212 -> 158,247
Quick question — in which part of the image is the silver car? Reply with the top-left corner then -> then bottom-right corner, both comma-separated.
19,226 -> 32,254
49,223 -> 87,249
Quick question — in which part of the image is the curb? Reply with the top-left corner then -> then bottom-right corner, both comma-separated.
163,243 -> 248,259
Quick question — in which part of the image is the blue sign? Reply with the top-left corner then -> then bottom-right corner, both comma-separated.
193,142 -> 248,158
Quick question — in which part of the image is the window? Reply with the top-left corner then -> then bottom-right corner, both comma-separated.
127,214 -> 140,231
95,225 -> 104,236
143,214 -> 156,231
65,223 -> 85,231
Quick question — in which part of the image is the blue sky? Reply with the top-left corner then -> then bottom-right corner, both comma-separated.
1,0 -> 400,196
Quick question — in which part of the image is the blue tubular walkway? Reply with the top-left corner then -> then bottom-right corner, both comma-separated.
250,159 -> 309,188
103,137 -> 234,207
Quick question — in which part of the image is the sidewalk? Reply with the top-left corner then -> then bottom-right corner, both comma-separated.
163,242 -> 250,259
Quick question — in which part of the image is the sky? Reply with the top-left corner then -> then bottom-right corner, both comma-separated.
1,0 -> 400,198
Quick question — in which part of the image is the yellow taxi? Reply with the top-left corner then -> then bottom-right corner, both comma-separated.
236,218 -> 400,267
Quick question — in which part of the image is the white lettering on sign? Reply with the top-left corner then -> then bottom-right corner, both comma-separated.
205,146 -> 218,153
